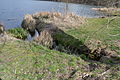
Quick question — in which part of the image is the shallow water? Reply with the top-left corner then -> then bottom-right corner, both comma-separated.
0,0 -> 105,29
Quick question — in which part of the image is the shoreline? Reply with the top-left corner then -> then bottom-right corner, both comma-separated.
41,0 -> 120,7
92,8 -> 120,12
92,7 -> 120,16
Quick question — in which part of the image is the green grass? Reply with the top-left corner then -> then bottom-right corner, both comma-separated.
0,40 -> 88,80
0,17 -> 120,80
1,40 -> 119,80
7,27 -> 28,40
67,17 -> 120,54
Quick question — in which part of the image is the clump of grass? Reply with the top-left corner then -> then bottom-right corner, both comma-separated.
7,27 -> 28,40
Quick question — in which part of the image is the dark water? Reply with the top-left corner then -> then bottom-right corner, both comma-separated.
0,0 -> 105,29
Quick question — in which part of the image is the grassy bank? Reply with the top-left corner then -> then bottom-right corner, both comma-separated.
0,40 -> 85,80
0,17 -> 120,80
67,17 -> 120,55
0,39 -> 120,80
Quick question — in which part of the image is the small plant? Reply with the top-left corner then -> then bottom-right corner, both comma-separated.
7,27 -> 28,40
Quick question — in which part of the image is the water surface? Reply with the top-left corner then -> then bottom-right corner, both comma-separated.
0,0 -> 105,29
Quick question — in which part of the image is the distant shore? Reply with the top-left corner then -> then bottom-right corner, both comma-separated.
41,0 -> 120,7
92,7 -> 120,16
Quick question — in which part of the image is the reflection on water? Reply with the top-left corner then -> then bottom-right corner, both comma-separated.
0,0 -> 105,29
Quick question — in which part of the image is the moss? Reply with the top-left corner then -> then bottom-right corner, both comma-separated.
7,27 -> 28,40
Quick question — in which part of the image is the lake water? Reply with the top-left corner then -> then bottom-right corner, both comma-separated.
0,0 -> 105,29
